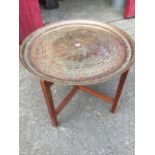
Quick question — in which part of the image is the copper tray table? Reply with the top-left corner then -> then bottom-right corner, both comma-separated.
20,20 -> 134,127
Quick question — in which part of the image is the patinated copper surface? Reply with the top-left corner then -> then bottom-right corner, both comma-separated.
20,20 -> 134,85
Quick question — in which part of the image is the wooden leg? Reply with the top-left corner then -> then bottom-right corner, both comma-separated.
40,80 -> 58,127
39,70 -> 129,127
111,70 -> 129,113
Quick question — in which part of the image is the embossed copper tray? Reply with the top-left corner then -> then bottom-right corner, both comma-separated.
20,20 -> 134,85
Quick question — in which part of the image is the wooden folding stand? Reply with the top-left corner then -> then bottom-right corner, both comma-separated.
40,70 -> 129,127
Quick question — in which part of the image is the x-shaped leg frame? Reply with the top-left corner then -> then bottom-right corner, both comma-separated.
40,70 -> 129,127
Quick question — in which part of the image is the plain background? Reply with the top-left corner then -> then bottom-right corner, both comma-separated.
0,0 -> 155,154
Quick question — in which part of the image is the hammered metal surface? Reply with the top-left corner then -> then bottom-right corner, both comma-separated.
20,20 -> 134,85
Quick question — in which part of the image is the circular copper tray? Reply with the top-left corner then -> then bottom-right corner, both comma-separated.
20,20 -> 134,85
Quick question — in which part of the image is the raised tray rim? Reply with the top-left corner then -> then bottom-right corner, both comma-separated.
20,20 -> 135,85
